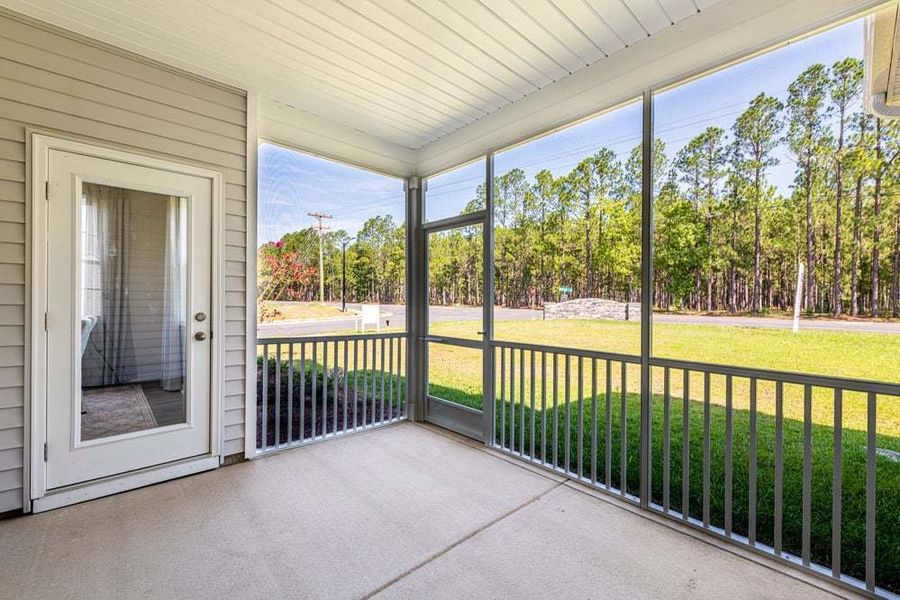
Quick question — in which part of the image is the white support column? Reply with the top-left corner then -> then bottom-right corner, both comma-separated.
244,91 -> 259,460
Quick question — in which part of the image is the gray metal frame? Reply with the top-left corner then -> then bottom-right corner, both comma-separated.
639,89 -> 654,509
404,90 -> 897,599
418,166 -> 492,438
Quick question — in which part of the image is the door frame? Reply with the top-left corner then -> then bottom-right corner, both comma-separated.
27,133 -> 226,509
418,155 -> 494,442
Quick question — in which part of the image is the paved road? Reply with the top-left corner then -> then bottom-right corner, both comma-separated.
258,303 -> 899,337
257,304 -> 541,337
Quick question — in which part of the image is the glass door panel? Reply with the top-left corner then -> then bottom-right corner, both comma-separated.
79,183 -> 188,441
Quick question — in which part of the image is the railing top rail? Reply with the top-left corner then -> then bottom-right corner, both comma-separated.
488,339 -> 899,396
258,331 -> 407,345
649,356 -> 900,396
490,339 -> 642,365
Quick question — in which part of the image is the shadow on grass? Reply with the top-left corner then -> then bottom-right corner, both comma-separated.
429,383 -> 898,593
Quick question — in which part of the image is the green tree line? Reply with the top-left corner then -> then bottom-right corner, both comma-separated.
260,57 -> 900,317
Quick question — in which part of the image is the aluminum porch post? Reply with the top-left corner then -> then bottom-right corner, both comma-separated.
640,90 -> 655,509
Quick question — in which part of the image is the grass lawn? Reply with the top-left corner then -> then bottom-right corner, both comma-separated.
260,301 -> 347,321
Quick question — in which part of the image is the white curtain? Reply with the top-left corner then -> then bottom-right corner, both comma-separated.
81,183 -> 136,386
161,196 -> 187,392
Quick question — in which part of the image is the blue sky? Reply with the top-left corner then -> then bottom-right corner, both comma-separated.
258,145 -> 405,244
260,19 -> 862,242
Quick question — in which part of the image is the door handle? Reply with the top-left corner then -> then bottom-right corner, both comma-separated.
194,331 -> 207,341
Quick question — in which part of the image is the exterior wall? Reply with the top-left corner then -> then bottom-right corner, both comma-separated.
0,13 -> 248,512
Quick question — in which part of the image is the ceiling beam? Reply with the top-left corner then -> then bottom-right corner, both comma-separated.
258,97 -> 417,179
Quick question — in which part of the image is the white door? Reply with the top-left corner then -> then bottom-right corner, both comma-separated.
43,149 -> 212,490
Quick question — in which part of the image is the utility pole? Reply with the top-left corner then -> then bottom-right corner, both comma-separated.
341,237 -> 355,312
308,211 -> 332,303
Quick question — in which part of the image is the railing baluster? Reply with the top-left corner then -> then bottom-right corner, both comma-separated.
520,348 -> 525,457
703,371 -> 710,528
605,360 -> 612,490
802,384 -> 811,565
491,347 -> 498,444
353,340 -> 359,430
565,354 -> 571,474
866,391 -> 876,592
311,342 -> 318,439
725,374 -> 733,536
541,352 -> 547,464
577,356 -> 584,479
510,347 -> 516,454
620,361 -> 627,497
832,387 -> 842,579
774,380 -> 783,555
343,341 -> 349,432
362,339 -> 368,427
380,338 -> 386,425
663,366 -> 670,512
748,378 -> 757,545
387,337 -> 394,424
300,343 -> 306,441
322,341 -> 329,436
262,344 -> 269,450
682,369 -> 690,521
530,350 -> 536,460
275,343 -> 281,449
553,353 -> 559,468
288,343 -> 294,444
398,337 -> 404,420
500,347 -> 506,450
333,341 -> 339,435
591,357 -> 598,486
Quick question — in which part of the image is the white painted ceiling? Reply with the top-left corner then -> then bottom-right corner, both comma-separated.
3,0 -> 884,175
1,0 -> 722,150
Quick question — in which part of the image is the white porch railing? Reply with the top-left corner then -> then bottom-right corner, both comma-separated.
256,332 -> 407,454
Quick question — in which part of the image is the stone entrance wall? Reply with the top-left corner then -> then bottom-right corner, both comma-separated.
543,298 -> 641,321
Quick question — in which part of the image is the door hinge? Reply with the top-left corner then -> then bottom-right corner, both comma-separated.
44,180 -> 50,201
44,312 -> 48,331
43,442 -> 47,462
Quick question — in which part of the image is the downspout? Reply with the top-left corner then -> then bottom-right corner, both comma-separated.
863,11 -> 900,118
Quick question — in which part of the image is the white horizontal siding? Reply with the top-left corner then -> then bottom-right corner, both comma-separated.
0,13 -> 248,512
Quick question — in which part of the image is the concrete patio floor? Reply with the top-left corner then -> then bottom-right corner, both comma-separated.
0,423 -> 861,600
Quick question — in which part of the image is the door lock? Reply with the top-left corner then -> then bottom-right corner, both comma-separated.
194,331 -> 207,341
195,312 -> 207,322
